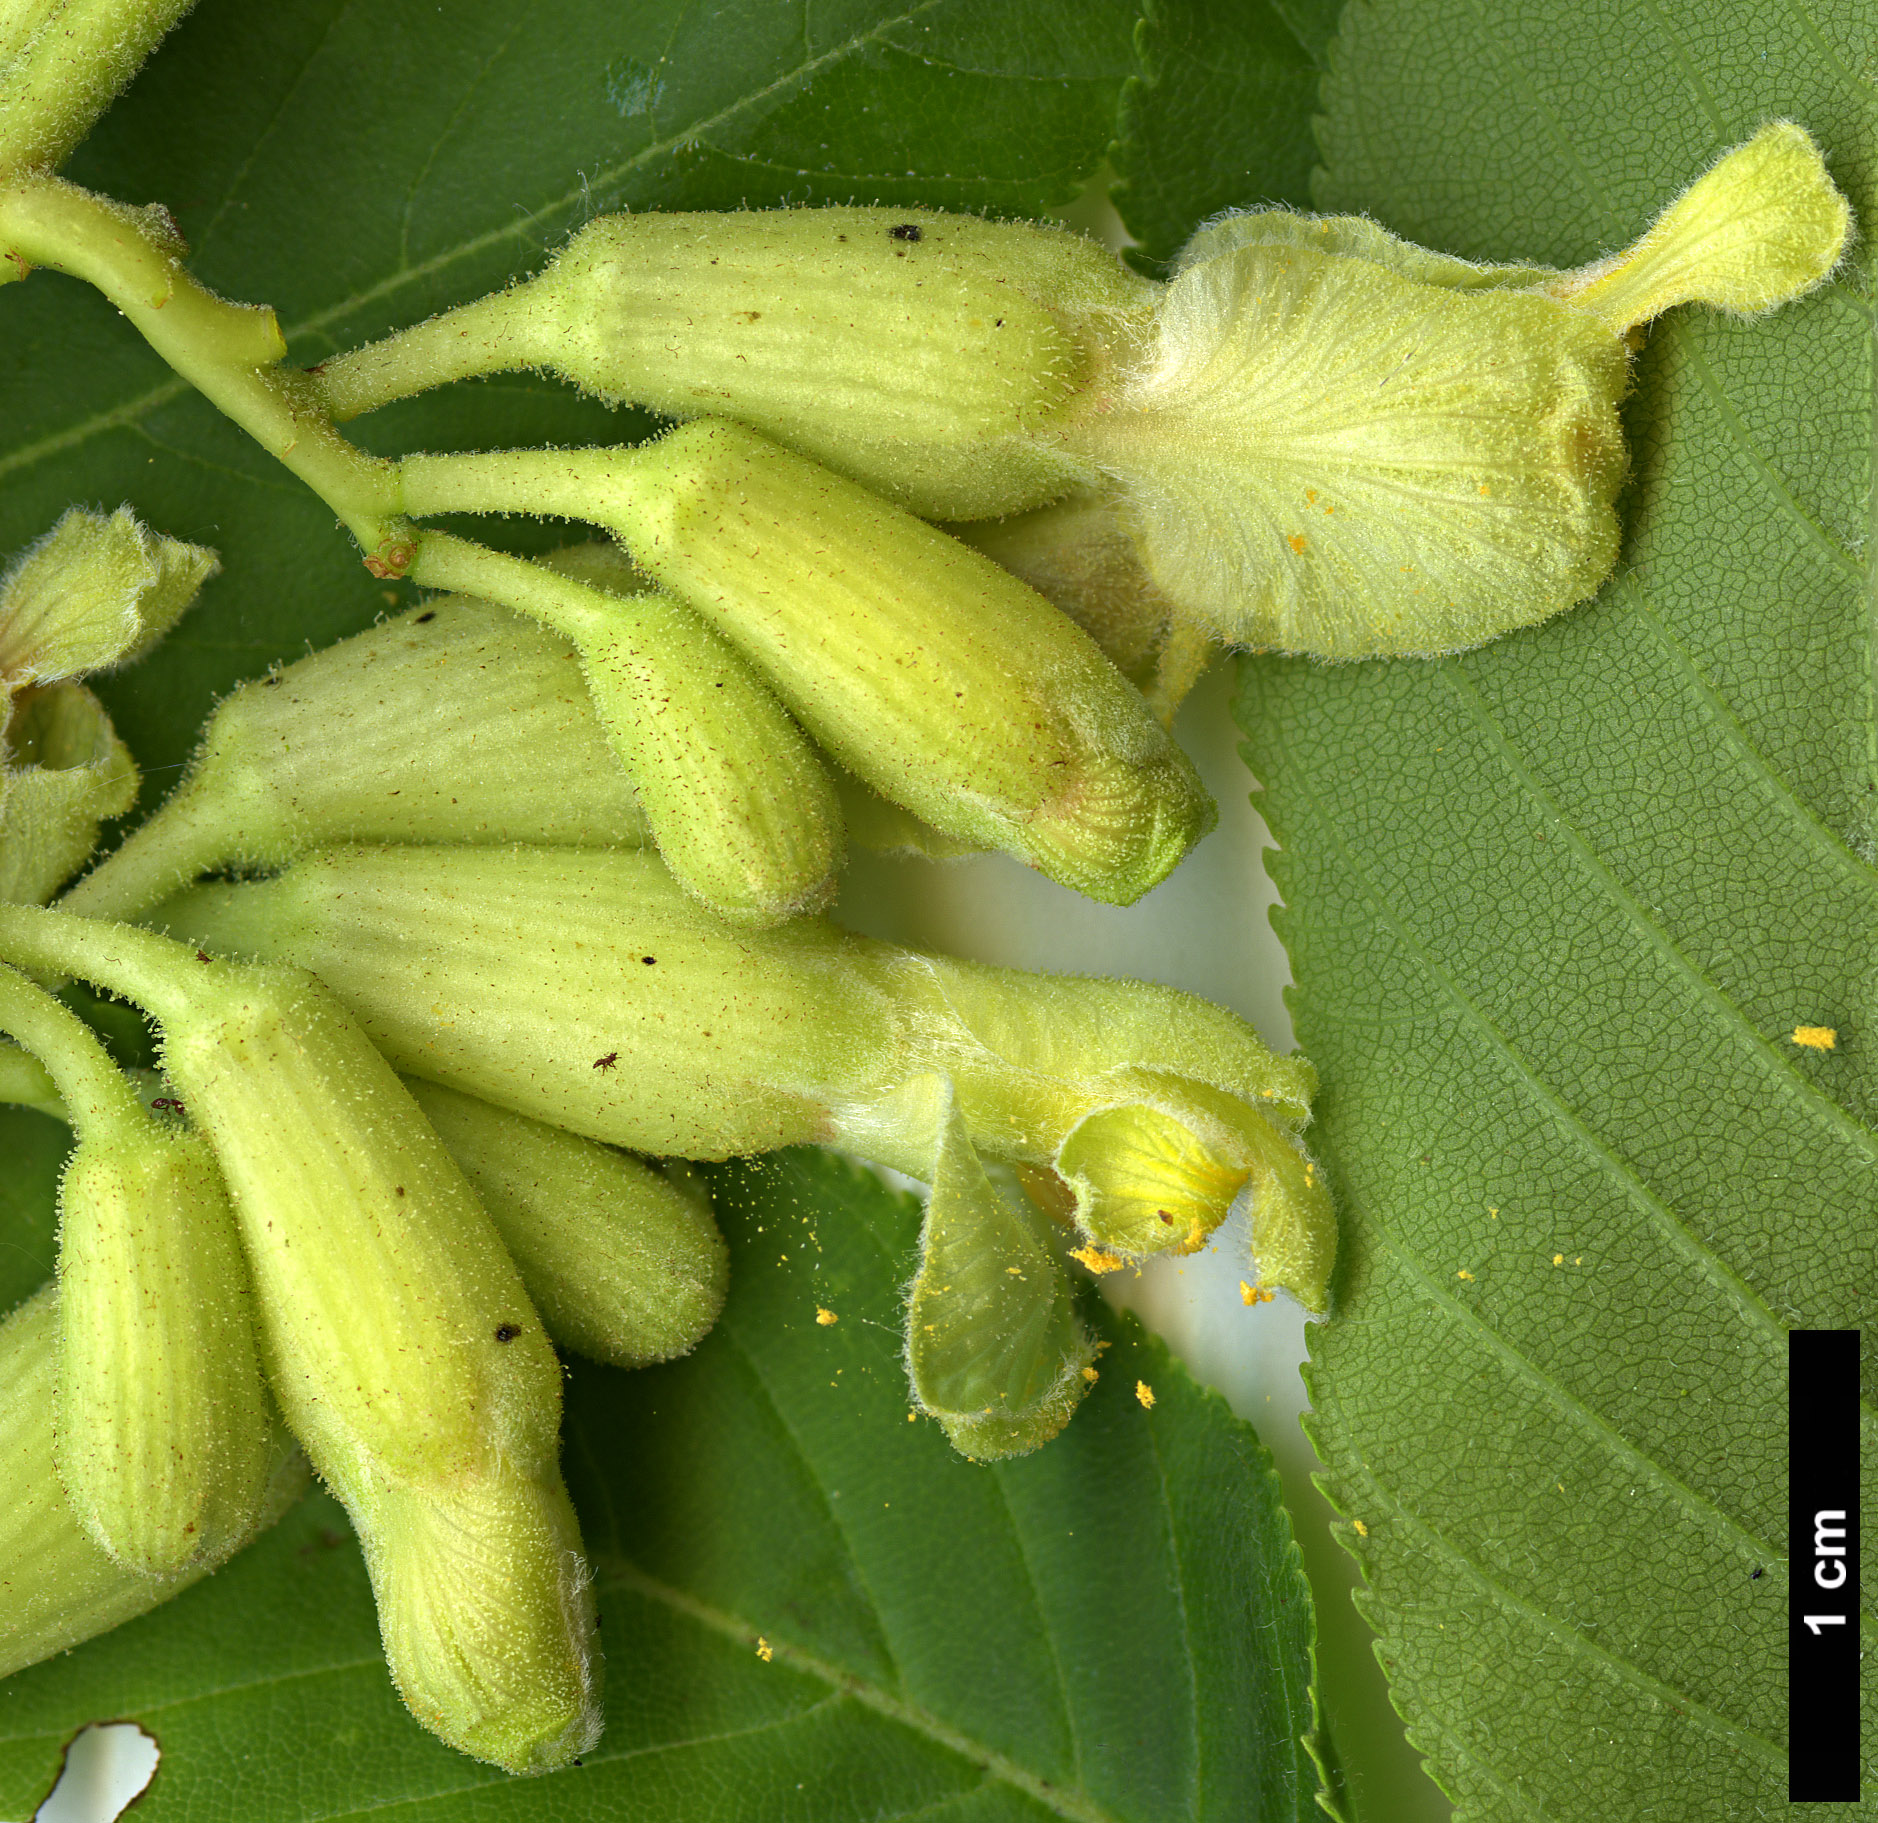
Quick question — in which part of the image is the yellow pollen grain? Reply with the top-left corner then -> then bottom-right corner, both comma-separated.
1070,1244 -> 1125,1275
1478,483 -> 1491,495
1287,533 -> 1308,554
1457,1269 -> 1475,1282
1352,1519 -> 1369,1537
1135,1380 -> 1155,1409
1082,1365 -> 1099,1383
1553,1253 -> 1564,1266
815,1307 -> 837,1326
1305,488 -> 1318,503
756,1638 -> 773,1662
1792,1025 -> 1837,1050
1241,1280 -> 1274,1306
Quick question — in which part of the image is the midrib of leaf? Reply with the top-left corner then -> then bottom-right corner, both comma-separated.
391,11 -> 528,274
1783,0 -> 1866,92
0,0 -> 960,490
1632,0 -> 1729,136
192,0 -> 351,256
717,1326 -> 905,1686
1454,0 -> 1616,238
1360,1221 -> 1779,1562
988,1465 -> 1084,1799
716,1197 -> 1086,1777
1866,240 -> 1878,831
1141,1426 -> 1203,1821
599,1555 -> 1118,1823
7,1671 -> 853,1823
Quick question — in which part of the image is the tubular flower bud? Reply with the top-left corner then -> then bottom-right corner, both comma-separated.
402,1075 -> 728,1368
0,1285 -> 309,1682
56,1123 -> 275,1575
0,906 -> 600,1769
316,206 -> 1153,520
398,424 -> 1215,906
325,127 -> 1847,662
152,843 -> 1336,1314
0,961 -> 271,1577
60,591 -> 650,925
369,1467 -> 601,1775
537,542 -> 843,925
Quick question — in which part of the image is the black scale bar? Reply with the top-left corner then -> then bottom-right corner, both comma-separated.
1790,1329 -> 1861,1803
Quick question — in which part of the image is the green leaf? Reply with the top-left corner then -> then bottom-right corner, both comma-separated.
1,0 -> 1138,794
0,1151 -> 1321,1822
1237,0 -> 1877,1812
1111,0 -> 1339,275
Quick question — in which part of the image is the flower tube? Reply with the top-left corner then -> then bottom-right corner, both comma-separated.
154,842 -> 1337,1310
0,904 -> 601,1771
0,1284 -> 309,1681
398,423 -> 1215,906
318,125 -> 1849,662
0,962 -> 273,1576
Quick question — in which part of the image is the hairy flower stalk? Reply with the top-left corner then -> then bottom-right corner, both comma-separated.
0,1285 -> 308,1680
152,842 -> 1337,1306
398,423 -> 1215,905
0,963 -> 273,1576
0,904 -> 601,1771
322,125 -> 1847,664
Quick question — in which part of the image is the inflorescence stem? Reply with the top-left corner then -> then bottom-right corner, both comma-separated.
0,175 -> 412,570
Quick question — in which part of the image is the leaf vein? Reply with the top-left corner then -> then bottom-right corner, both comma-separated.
1437,660 -> 1878,1171
1279,751 -> 1792,1346
598,1555 -> 1122,1823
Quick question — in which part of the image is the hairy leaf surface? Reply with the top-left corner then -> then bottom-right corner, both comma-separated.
1111,0 -> 1339,274
1237,0 -> 1877,1813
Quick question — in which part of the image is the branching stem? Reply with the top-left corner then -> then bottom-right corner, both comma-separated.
0,175 -> 413,569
